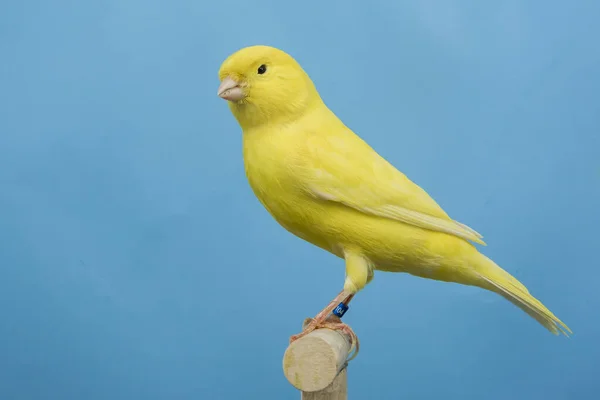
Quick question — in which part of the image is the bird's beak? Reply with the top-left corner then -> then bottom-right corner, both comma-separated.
217,77 -> 245,102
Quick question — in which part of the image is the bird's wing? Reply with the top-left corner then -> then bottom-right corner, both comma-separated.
301,132 -> 486,245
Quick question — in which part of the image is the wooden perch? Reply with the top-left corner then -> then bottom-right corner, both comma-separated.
282,317 -> 355,399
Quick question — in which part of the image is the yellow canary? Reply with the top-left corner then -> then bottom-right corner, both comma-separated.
217,45 -> 571,342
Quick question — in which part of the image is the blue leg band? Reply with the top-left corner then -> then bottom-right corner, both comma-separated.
333,302 -> 349,318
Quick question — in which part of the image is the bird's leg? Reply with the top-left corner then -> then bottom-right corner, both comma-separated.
289,251 -> 370,362
289,289 -> 354,343
290,291 -> 361,361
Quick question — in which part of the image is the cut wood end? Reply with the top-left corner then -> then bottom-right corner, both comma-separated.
282,328 -> 352,392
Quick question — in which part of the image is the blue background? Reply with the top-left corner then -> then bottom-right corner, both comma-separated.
1,1 -> 599,399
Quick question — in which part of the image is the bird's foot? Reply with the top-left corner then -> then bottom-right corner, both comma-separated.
288,289 -> 350,343
289,315 -> 360,361
288,289 -> 359,360
288,316 -> 327,343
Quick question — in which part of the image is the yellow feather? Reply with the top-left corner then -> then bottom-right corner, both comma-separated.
217,45 -> 571,336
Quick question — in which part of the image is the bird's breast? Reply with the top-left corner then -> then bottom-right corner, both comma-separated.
243,131 -> 307,221
242,130 -> 336,253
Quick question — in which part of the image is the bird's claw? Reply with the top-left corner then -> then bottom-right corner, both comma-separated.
289,315 -> 360,362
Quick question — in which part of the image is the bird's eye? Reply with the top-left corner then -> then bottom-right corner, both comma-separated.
257,64 -> 267,74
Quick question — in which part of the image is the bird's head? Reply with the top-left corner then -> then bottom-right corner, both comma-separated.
217,45 -> 322,130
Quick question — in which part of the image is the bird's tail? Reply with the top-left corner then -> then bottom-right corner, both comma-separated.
473,253 -> 572,336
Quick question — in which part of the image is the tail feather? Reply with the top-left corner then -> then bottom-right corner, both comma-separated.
474,254 -> 572,336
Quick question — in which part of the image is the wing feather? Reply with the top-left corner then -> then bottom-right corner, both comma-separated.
301,131 -> 486,245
